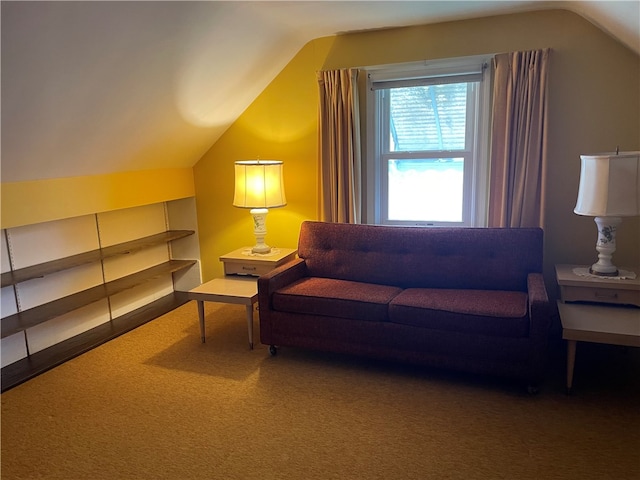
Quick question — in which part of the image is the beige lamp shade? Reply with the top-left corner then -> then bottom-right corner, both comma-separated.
574,152 -> 640,217
233,160 -> 287,209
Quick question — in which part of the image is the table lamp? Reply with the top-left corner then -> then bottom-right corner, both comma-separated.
574,151 -> 640,276
233,160 -> 286,254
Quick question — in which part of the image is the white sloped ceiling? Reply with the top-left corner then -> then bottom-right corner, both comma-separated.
1,1 -> 638,183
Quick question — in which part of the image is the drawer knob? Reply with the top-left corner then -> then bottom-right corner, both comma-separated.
595,291 -> 618,299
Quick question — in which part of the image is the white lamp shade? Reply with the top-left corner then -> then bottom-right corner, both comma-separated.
574,152 -> 640,217
233,160 -> 287,209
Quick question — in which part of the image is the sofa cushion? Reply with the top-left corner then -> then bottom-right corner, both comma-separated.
297,221 -> 543,291
272,277 -> 402,322
389,288 -> 529,337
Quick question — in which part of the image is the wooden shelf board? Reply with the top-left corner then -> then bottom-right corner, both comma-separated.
1,230 -> 195,287
1,292 -> 190,392
1,259 -> 196,338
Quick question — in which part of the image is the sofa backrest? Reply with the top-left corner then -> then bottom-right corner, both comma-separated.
297,221 -> 543,291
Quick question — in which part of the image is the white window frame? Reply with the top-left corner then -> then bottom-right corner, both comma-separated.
364,55 -> 493,227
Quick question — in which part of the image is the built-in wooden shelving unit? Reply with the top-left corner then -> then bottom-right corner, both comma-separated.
1,200 -> 202,392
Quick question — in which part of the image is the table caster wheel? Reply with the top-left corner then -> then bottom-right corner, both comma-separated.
269,345 -> 278,356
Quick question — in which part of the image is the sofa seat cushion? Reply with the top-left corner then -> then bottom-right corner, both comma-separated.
272,277 -> 402,322
389,288 -> 529,337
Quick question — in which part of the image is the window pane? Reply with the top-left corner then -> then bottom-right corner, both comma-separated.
389,83 -> 468,152
387,158 -> 463,222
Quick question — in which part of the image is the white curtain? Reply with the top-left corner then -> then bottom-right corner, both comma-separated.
317,68 -> 362,223
488,49 -> 551,228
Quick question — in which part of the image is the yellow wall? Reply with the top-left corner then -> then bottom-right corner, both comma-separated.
193,37 -> 334,280
196,9 -> 639,284
1,168 -> 195,229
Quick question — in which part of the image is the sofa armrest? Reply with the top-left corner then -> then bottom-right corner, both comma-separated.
258,257 -> 308,310
526,272 -> 553,382
527,272 -> 552,342
258,258 -> 308,345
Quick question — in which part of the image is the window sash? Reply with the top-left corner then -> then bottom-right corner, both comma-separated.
378,82 -> 478,226
382,82 -> 477,153
381,152 -> 473,226
365,55 -> 492,228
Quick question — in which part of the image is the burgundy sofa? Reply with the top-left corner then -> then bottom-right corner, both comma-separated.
258,221 -> 552,389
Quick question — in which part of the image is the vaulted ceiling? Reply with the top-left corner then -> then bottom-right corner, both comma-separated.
2,1 -> 638,183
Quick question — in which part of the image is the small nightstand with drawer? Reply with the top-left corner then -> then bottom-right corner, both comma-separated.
219,247 -> 298,276
555,264 -> 640,393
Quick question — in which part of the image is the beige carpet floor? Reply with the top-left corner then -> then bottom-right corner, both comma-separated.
1,301 -> 639,480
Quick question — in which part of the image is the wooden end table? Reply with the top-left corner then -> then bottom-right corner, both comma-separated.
188,277 -> 258,349
555,264 -> 640,393
187,247 -> 297,349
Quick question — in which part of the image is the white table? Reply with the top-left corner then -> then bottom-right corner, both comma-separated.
557,300 -> 640,393
187,277 -> 258,349
187,247 -> 297,349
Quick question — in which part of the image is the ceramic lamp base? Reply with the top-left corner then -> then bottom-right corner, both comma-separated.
250,208 -> 271,254
589,216 -> 621,276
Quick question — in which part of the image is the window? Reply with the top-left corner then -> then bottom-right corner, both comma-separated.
365,55 -> 492,227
